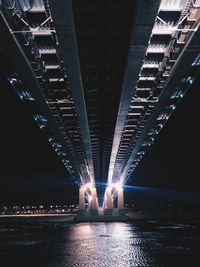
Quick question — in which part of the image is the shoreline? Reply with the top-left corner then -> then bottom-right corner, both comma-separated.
0,212 -> 200,224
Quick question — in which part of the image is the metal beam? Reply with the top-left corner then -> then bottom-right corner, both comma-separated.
0,8 -> 80,179
107,0 -> 160,185
49,0 -> 95,185
121,26 -> 200,183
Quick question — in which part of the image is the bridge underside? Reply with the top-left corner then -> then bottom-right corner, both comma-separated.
0,0 -> 200,214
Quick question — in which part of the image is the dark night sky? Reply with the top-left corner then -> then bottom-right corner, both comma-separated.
0,70 -> 200,205
131,75 -> 200,193
0,74 -> 78,205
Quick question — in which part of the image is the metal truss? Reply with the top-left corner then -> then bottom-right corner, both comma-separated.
108,0 -> 200,186
0,0 -> 94,184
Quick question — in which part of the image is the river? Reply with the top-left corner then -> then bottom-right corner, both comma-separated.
0,219 -> 200,266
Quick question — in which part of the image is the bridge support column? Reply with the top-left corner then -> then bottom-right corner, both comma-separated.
104,187 -> 113,215
79,185 -> 85,212
89,187 -> 99,215
117,187 -> 125,215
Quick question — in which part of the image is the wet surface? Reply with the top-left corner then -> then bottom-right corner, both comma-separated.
0,219 -> 200,266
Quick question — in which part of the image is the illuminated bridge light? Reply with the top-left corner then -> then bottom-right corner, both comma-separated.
38,48 -> 56,54
171,89 -> 184,99
157,113 -> 169,121
147,44 -> 166,54
8,77 -> 18,85
159,0 -> 184,11
139,76 -> 156,81
31,29 -> 54,36
152,22 -> 176,35
45,65 -> 60,69
17,90 -> 35,101
33,114 -> 48,129
142,62 -> 160,68
110,181 -> 123,191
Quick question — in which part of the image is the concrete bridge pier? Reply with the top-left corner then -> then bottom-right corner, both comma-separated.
103,187 -> 113,215
76,185 -> 127,222
89,187 -> 99,215
117,187 -> 125,215
78,185 -> 86,215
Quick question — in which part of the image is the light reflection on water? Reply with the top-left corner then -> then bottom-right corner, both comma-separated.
0,220 -> 200,267
64,223 -> 150,267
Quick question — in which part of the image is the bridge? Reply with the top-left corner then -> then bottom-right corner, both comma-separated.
0,0 -> 200,220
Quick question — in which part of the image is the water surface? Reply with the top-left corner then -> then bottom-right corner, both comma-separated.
0,219 -> 200,266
